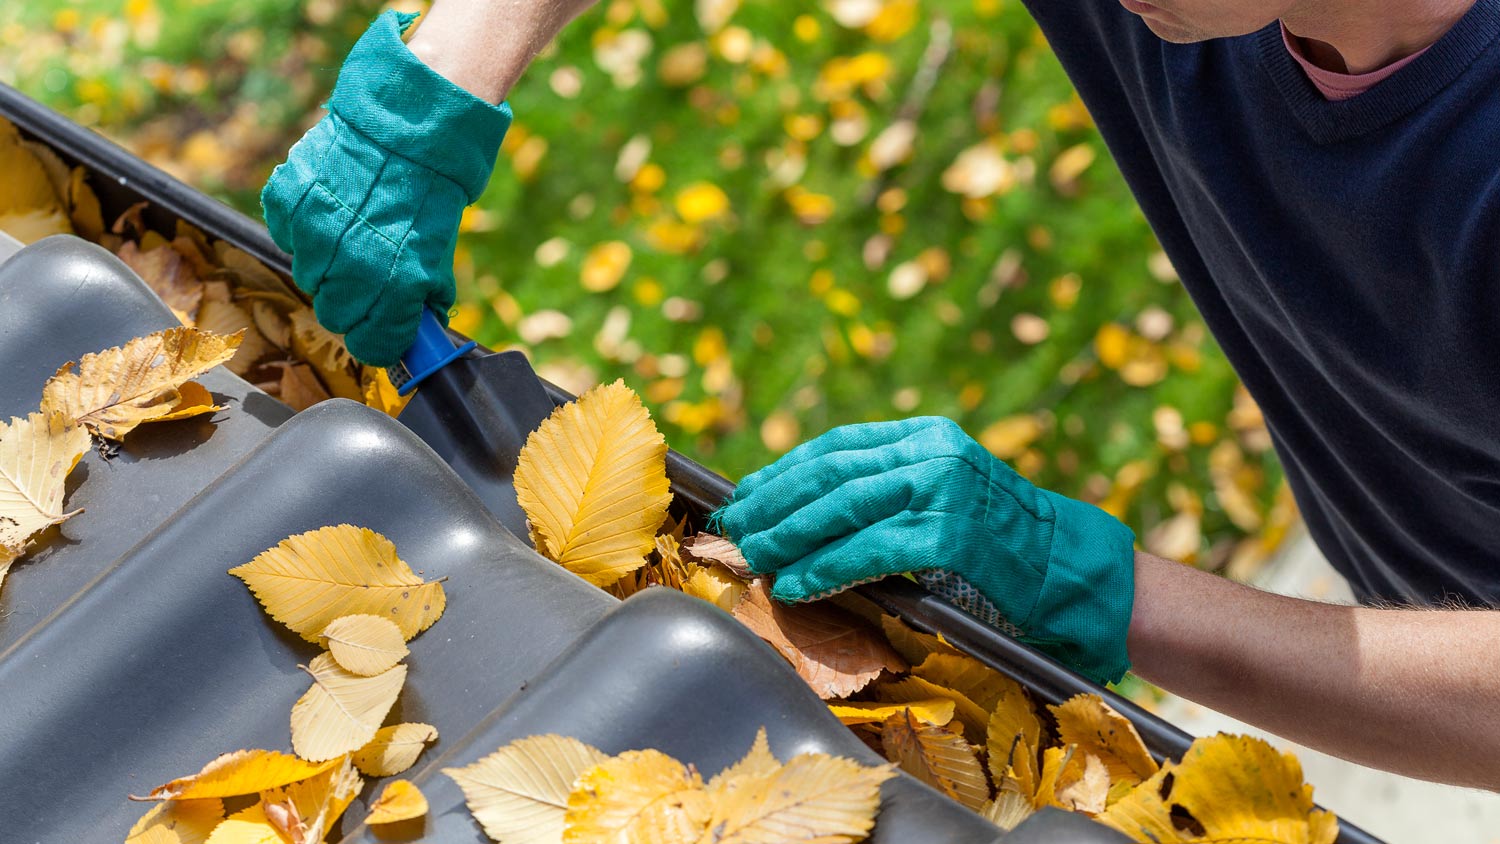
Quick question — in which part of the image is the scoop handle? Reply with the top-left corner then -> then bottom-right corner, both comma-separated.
390,306 -> 477,396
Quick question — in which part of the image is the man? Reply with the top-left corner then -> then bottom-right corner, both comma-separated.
262,0 -> 1500,789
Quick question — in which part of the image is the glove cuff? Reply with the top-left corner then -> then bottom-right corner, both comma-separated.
328,10 -> 513,203
1025,491 -> 1137,685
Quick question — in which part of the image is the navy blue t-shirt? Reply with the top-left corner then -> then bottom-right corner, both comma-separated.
1022,1 -> 1500,606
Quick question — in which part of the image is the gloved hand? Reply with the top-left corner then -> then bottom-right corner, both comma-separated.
714,416 -> 1137,684
261,10 -> 512,367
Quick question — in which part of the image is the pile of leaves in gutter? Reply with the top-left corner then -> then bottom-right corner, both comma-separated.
513,379 -> 1338,844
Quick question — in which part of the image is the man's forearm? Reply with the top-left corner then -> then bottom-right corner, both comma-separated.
1128,551 -> 1500,789
406,0 -> 593,104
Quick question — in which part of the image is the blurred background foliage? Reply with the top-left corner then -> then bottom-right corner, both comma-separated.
0,0 -> 1295,578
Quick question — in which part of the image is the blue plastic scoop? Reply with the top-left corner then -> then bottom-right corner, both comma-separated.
387,306 -> 477,396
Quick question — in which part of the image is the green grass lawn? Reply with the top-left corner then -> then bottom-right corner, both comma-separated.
0,0 -> 1293,575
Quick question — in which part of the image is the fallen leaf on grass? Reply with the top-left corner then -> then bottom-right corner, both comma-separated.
40,327 -> 242,440
0,411 -> 90,554
290,653 -> 407,762
444,734 -> 610,844
881,709 -> 990,810
353,722 -> 439,777
679,531 -> 751,578
563,749 -> 711,843
320,614 -> 409,676
366,779 -> 428,824
733,578 -> 907,699
229,524 -> 446,642
1051,694 -> 1157,788
514,380 -> 672,588
125,798 -> 224,844
139,750 -> 340,800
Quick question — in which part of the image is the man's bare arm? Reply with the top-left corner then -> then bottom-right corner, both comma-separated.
1128,551 -> 1500,789
405,0 -> 597,104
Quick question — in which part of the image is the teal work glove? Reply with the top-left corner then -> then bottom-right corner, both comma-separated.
261,11 -> 512,367
715,417 -> 1137,684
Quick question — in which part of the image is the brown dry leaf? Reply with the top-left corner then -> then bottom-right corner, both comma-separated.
876,676 -> 988,743
362,367 -> 411,418
912,652 -> 1026,713
985,685 -> 1044,799
21,138 -> 70,206
513,380 -> 673,588
827,698 -> 955,728
700,748 -> 897,844
320,614 -> 409,676
562,749 -> 710,843
228,524 -> 446,643
879,615 -> 961,666
1051,694 -> 1158,788
352,722 -> 439,777
681,563 -> 746,612
40,327 -> 243,440
0,411 -> 90,554
290,653 -> 407,762
731,578 -> 906,699
139,750 -> 340,800
679,532 -> 751,578
444,734 -> 609,844
880,709 -> 989,810
125,798 -> 224,844
116,241 -> 204,318
1097,735 -> 1337,844
214,244 -> 295,296
366,779 -> 429,825
289,308 -> 362,400
261,757 -> 362,844
194,300 -> 273,376
272,361 -> 333,412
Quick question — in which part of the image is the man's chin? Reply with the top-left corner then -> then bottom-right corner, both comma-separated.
1140,16 -> 1207,43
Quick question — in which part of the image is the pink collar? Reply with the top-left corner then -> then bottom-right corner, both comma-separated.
1280,22 -> 1432,101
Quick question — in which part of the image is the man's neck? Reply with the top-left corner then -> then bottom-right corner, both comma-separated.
1282,0 -> 1477,73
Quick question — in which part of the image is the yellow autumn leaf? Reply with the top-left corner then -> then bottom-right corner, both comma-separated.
140,750 -> 340,800
513,380 -> 672,587
581,241 -> 633,292
876,676 -> 988,744
444,734 -> 609,844
68,165 -> 104,240
878,615 -> 961,666
229,524 -> 446,643
985,684 -> 1044,799
320,614 -> 409,676
705,728 -> 780,798
125,798 -> 224,844
700,750 -> 897,843
563,749 -> 711,843
361,367 -> 411,418
39,327 -> 243,440
1098,735 -> 1337,844
911,652 -> 1026,713
1051,694 -> 1158,788
366,779 -> 429,825
880,709 -> 989,810
0,119 -> 72,243
193,300 -> 273,376
353,722 -> 439,777
151,381 -> 225,423
260,757 -> 362,844
0,411 -> 90,554
681,564 -> 746,612
289,308 -> 361,401
203,805 -> 281,844
290,653 -> 407,762
827,698 -> 955,728
1053,752 -> 1110,815
983,788 -> 1035,833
